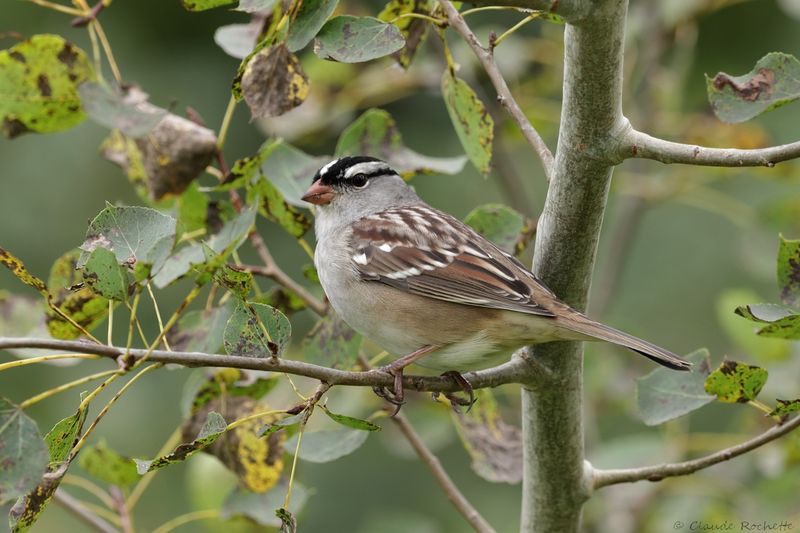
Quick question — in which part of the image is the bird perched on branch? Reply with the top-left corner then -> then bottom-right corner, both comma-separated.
303,156 -> 690,407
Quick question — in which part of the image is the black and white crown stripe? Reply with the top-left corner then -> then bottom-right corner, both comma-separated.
313,156 -> 398,186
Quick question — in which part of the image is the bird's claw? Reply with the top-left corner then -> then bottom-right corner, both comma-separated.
371,364 -> 406,416
433,370 -> 476,412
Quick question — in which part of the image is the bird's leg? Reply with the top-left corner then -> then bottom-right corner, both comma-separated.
435,370 -> 476,411
372,345 -> 439,412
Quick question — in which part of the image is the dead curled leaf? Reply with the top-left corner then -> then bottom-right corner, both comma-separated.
241,44 -> 309,118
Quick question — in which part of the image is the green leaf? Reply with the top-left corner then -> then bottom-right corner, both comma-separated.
706,52 -> 800,123
0,35 -> 93,138
47,249 -> 108,340
80,205 -> 177,278
78,82 -> 166,137
241,44 -> 309,118
335,108 -> 466,176
451,389 -> 522,484
249,176 -> 312,238
635,349 -> 714,426
0,398 -> 49,505
716,290 -> 788,361
441,72 -> 494,174
257,412 -> 306,437
377,0 -> 433,68
82,247 -> 129,301
321,406 -> 381,431
769,399 -> 800,418
224,301 -> 292,358
735,304 -> 800,340
167,302 -> 234,354
135,412 -> 227,474
221,479 -> 309,526
44,402 -> 88,464
464,203 -> 534,255
153,204 -> 256,288
285,428 -> 368,462
176,183 -> 210,234
215,265 -> 253,299
257,139 -> 329,206
182,0 -> 236,10
187,368 -> 279,415
314,16 -> 405,63
302,313 -> 361,369
287,0 -> 340,52
78,440 -> 139,487
778,234 -> 800,308
704,360 -> 769,403
235,0 -> 277,12
214,20 -> 263,60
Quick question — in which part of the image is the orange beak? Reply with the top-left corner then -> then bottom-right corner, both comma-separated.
301,181 -> 335,206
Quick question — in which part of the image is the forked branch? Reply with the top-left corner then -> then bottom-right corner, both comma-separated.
592,415 -> 800,489
439,0 -> 555,181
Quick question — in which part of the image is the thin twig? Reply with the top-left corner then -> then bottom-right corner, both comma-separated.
620,127 -> 800,168
151,509 -> 219,533
356,355 -> 495,532
0,337 -> 535,393
235,262 -> 327,316
593,415 -> 800,489
438,0 -> 554,181
109,487 -> 133,533
54,491 -> 119,533
392,412 -> 496,532
26,0 -> 83,16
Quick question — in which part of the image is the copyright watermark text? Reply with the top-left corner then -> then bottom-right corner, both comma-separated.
673,520 -> 794,531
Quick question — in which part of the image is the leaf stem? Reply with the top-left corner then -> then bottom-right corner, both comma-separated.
146,282 -> 171,351
19,369 -> 118,409
62,474 -> 117,509
493,13 -> 540,47
0,353 -> 99,372
389,12 -> 446,26
90,20 -> 122,84
26,0 -> 83,16
151,509 -> 220,533
226,408 -> 287,432
71,364 -> 161,457
216,95 -> 237,150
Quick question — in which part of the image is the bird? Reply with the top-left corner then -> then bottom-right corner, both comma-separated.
302,156 -> 691,406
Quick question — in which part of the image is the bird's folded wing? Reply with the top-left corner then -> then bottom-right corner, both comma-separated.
349,205 -> 556,317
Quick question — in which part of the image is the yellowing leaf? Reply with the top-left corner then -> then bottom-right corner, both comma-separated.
704,360 -> 768,403
0,35 -> 93,138
442,72 -> 494,175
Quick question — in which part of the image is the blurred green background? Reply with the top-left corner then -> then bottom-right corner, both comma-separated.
2,0 -> 800,531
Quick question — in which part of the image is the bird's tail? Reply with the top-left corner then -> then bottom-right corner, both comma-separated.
559,312 -> 691,371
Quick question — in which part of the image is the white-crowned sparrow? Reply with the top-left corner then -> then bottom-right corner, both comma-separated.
303,156 -> 690,404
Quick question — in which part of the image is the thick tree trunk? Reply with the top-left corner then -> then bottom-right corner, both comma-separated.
520,0 -> 629,531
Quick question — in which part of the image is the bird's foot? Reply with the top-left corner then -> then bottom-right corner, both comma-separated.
433,370 -> 476,412
371,363 -> 406,416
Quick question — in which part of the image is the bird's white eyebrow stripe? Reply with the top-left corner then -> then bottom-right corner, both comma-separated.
319,159 -> 338,176
344,161 -> 393,179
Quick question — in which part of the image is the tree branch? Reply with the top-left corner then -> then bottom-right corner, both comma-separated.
54,491 -> 119,533
0,337 -> 534,393
439,0 -> 555,181
520,0 -> 630,530
592,415 -> 800,489
618,127 -> 800,168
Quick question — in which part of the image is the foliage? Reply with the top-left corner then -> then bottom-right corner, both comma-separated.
1,0 -> 800,531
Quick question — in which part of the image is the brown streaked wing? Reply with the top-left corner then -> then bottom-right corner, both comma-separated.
350,206 -> 556,317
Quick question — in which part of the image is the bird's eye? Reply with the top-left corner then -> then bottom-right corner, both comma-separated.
351,174 -> 369,188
